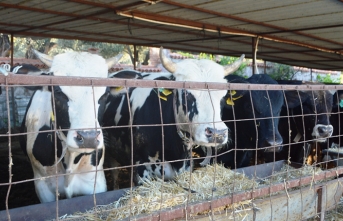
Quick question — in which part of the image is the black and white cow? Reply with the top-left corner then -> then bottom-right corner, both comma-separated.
213,74 -> 284,168
265,81 -> 335,164
102,47 -> 244,187
19,50 -> 122,203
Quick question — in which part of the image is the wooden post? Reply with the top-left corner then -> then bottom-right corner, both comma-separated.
10,34 -> 16,127
252,37 -> 259,75
133,45 -> 137,70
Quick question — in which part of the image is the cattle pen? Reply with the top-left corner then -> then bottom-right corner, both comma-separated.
1,71 -> 343,221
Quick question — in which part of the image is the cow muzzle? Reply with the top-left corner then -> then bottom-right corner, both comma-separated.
205,127 -> 228,144
74,130 -> 101,148
312,124 -> 333,142
263,135 -> 283,153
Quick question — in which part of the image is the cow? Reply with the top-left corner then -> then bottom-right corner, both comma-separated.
19,50 -> 123,203
265,81 -> 335,164
102,47 -> 245,187
324,90 -> 343,148
209,74 -> 284,168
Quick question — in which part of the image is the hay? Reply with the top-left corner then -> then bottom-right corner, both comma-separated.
55,164 -> 257,220
107,164 -> 258,220
55,163 -> 332,221
176,163 -> 259,200
327,143 -> 343,153
260,164 -> 322,186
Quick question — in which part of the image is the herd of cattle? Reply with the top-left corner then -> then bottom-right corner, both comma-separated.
0,47 -> 341,204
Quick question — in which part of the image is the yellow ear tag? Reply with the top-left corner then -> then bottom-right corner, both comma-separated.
50,111 -> 55,122
157,88 -> 172,101
115,86 -> 124,91
158,95 -> 168,101
232,95 -> 243,101
226,94 -> 243,105
161,89 -> 172,96
230,90 -> 237,96
226,98 -> 235,105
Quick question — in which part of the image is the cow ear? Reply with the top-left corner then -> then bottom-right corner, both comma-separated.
328,90 -> 336,95
222,89 -> 247,108
108,70 -> 143,96
283,90 -> 309,108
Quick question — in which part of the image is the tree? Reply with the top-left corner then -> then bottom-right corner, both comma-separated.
0,34 -> 11,57
268,63 -> 302,80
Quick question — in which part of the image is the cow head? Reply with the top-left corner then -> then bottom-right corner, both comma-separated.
284,88 -> 335,142
223,74 -> 284,152
160,47 -> 244,147
34,50 -> 122,151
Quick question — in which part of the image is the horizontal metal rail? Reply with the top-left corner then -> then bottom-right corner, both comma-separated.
1,73 -> 343,91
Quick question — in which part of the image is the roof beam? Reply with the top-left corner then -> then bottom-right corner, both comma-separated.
116,9 -> 343,56
162,0 -> 343,48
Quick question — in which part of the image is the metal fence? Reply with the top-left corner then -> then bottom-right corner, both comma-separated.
0,73 -> 343,221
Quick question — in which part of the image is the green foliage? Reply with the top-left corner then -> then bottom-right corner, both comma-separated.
268,63 -> 297,80
219,56 -> 247,77
12,37 -> 125,59
316,74 -> 341,84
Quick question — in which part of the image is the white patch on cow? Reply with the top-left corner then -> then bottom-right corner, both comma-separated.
25,90 -> 67,202
64,149 -> 106,198
142,72 -> 172,80
114,96 -> 125,125
177,88 -> 228,146
130,87 -> 154,119
64,86 -> 106,148
129,72 -> 173,119
171,59 -> 229,146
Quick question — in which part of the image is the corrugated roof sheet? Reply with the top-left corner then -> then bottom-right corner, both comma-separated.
0,0 -> 342,70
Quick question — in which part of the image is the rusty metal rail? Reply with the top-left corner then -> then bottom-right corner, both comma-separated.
1,73 -> 343,91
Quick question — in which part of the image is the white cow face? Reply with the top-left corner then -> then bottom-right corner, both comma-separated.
36,51 -> 120,150
160,47 -> 245,147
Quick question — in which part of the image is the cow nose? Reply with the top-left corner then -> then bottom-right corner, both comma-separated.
74,130 -> 101,148
264,135 -> 283,152
317,125 -> 333,137
205,127 -> 227,144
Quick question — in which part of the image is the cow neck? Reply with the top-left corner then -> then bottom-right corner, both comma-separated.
173,89 -> 193,145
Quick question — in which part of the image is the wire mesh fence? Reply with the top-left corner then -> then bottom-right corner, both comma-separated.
1,69 -> 343,221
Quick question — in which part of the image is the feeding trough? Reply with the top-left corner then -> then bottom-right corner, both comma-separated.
1,161 -> 342,221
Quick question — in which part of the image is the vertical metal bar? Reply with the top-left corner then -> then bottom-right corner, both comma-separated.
133,45 -> 137,70
10,34 -> 16,127
310,68 -> 313,82
316,185 -> 326,221
264,60 -> 266,74
252,38 -> 256,75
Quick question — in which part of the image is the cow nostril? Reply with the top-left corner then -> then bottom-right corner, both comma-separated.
76,133 -> 84,142
205,127 -> 213,137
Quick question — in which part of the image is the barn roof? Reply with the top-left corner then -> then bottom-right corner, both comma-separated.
0,0 -> 342,71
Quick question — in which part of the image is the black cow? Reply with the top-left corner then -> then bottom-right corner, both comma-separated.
102,47 -> 245,187
214,74 -> 284,168
265,81 -> 335,164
